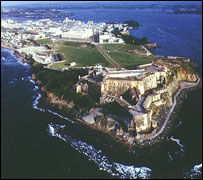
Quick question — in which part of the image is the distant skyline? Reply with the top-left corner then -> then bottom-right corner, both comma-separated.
1,1 -> 202,7
1,1 -> 91,6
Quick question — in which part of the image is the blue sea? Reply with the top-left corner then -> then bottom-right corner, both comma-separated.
1,8 -> 202,179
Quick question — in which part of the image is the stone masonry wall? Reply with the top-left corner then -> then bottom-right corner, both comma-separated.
101,78 -> 145,96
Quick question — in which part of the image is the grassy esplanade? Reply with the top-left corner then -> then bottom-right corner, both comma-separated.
100,44 -> 155,69
35,38 -> 51,45
50,41 -> 111,68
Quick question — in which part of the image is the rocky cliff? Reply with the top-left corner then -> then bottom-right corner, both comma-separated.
45,91 -> 74,109
167,67 -> 197,96
177,67 -> 197,82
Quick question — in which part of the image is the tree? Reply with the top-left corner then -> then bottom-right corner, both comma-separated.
111,27 -> 121,38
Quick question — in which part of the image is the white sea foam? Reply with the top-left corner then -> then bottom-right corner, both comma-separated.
1,56 -> 6,61
28,71 -> 75,124
170,136 -> 185,147
32,90 -> 75,124
29,79 -> 35,84
183,163 -> 202,178
34,86 -> 39,90
47,123 -> 152,179
167,152 -> 173,162
193,164 -> 202,173
175,121 -> 182,128
10,51 -> 28,67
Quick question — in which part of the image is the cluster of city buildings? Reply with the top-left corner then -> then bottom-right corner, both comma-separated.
1,17 -> 128,64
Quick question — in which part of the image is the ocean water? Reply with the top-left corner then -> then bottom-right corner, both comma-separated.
1,8 -> 202,179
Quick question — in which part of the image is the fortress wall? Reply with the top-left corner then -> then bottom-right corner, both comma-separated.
155,71 -> 167,77
152,94 -> 161,101
142,74 -> 157,91
153,87 -> 168,94
134,112 -> 151,133
167,76 -> 179,96
102,71 -> 168,97
142,95 -> 153,110
142,93 -> 161,110
101,78 -> 145,96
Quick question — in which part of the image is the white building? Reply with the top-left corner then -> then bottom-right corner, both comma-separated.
70,62 -> 76,66
61,29 -> 93,40
99,32 -> 124,44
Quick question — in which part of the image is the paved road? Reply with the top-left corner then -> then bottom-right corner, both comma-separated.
96,44 -> 122,69
139,75 -> 200,141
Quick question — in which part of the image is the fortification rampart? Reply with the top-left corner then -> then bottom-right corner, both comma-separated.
101,78 -> 145,96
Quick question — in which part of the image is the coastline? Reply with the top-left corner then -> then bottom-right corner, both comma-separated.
141,75 -> 200,142
1,10 -> 202,179
1,45 -> 202,153
1,45 -> 30,63
1,45 -> 16,51
136,73 -> 202,149
34,70 -> 201,153
36,88 -> 134,151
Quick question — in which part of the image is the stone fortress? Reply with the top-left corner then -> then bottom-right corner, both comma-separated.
74,59 -> 197,140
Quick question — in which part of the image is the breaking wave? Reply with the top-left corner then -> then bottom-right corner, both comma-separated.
29,78 -> 75,124
47,123 -> 152,179
1,56 -> 7,61
170,136 -> 185,147
27,71 -> 151,178
175,120 -> 182,129
167,152 -> 173,162
183,163 -> 202,179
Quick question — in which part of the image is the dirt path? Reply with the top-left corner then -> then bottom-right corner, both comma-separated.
96,44 -> 121,69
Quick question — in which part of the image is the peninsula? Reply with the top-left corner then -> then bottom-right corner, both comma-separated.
1,17 -> 200,149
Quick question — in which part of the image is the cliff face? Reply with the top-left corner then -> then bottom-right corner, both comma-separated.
46,91 -> 74,109
143,73 -> 157,92
167,68 -> 197,95
177,67 -> 197,82
135,66 -> 197,135
167,76 -> 179,96
37,82 -> 75,110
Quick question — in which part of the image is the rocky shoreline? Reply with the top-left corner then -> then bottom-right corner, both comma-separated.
34,77 -> 201,161
34,72 -> 201,155
1,45 -> 29,63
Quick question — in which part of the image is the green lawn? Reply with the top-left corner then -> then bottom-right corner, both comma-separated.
50,41 -> 154,69
118,44 -> 143,52
109,52 -> 154,69
100,43 -> 155,69
35,38 -> 51,45
100,44 -> 143,53
100,44 -> 124,52
50,41 -> 111,68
